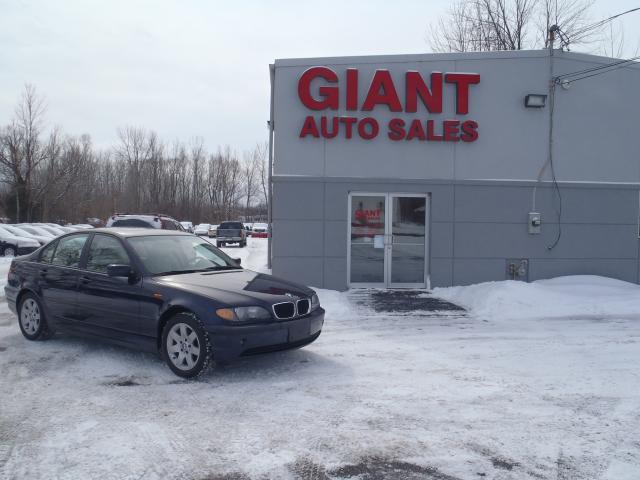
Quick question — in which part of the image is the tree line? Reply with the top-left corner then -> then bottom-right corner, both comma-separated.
0,85 -> 268,225
427,0 -> 632,55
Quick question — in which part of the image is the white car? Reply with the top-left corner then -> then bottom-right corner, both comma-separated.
106,214 -> 184,230
251,223 -> 269,238
38,223 -> 76,234
68,224 -> 95,229
16,225 -> 56,239
194,223 -> 211,236
180,221 -> 194,233
16,223 -> 67,237
0,229 -> 40,256
0,225 -> 50,246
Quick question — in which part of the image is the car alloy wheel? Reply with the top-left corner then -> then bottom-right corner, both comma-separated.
166,322 -> 201,370
162,313 -> 210,378
18,294 -> 53,341
20,298 -> 41,335
3,247 -> 16,257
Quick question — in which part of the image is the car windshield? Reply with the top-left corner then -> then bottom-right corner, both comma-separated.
220,222 -> 243,229
127,235 -> 241,275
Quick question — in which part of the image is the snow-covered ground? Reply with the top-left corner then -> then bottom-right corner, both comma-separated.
1,240 -> 640,479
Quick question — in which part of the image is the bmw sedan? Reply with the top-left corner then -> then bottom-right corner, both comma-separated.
5,229 -> 324,378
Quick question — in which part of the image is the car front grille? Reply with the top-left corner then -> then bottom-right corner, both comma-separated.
297,299 -> 310,315
272,298 -> 312,319
273,302 -> 295,319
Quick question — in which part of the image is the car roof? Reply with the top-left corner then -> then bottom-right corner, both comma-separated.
81,228 -> 193,238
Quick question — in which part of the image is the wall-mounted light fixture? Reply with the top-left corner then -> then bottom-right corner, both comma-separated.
524,94 -> 547,108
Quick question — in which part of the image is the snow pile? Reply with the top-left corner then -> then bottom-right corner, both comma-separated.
433,275 -> 640,321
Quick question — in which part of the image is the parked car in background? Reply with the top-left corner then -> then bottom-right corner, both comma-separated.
180,221 -> 194,233
5,229 -> 324,378
16,225 -> 57,240
106,214 -> 185,231
194,223 -> 211,236
0,225 -> 50,246
243,223 -> 253,237
0,229 -> 40,256
251,223 -> 269,238
27,224 -> 66,236
216,221 -> 247,248
207,225 -> 218,238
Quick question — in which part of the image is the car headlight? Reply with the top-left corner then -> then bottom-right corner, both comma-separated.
310,294 -> 320,311
216,306 -> 272,322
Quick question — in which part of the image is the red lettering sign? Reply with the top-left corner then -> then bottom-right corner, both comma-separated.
297,67 -> 480,143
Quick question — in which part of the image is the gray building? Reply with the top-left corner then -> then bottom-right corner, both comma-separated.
268,50 -> 640,290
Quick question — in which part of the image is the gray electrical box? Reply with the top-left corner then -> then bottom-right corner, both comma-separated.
506,258 -> 529,281
528,212 -> 541,234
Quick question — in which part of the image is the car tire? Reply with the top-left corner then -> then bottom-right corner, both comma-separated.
18,293 -> 54,341
2,245 -> 17,257
161,312 -> 211,379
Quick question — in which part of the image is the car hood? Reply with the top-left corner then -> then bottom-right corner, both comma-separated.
2,235 -> 40,247
153,269 -> 314,305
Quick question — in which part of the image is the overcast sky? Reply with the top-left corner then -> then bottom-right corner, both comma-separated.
1,0 -> 638,154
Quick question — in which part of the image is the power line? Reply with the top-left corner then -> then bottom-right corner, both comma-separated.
554,56 -> 640,85
555,56 -> 640,79
569,7 -> 640,40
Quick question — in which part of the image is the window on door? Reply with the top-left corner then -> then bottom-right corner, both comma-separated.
350,195 -> 386,284
86,235 -> 130,273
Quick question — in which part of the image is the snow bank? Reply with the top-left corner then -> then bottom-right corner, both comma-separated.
433,275 -> 640,321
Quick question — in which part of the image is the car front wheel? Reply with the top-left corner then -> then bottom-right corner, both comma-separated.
161,313 -> 211,378
18,293 -> 54,340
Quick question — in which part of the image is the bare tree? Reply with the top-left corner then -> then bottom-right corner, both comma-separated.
116,126 -> 150,211
0,84 -> 47,221
0,87 -> 268,224
599,19 -> 625,58
254,142 -> 269,208
427,0 -> 597,52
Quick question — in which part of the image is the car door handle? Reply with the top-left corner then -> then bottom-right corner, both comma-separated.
39,269 -> 48,277
80,276 -> 91,284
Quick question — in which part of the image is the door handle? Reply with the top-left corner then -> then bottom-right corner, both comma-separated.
39,269 -> 48,277
80,276 -> 90,284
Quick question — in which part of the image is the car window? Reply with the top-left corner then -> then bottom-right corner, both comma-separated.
161,219 -> 178,230
51,234 -> 89,268
39,240 -> 58,263
85,235 -> 130,273
220,222 -> 243,229
128,235 -> 238,275
112,218 -> 153,228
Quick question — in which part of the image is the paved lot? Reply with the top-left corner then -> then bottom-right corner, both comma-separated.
1,241 -> 639,479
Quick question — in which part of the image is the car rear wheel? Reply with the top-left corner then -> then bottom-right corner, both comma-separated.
18,294 -> 54,341
161,313 -> 211,378
2,245 -> 16,257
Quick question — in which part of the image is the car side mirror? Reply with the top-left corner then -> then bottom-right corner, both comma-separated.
107,264 -> 133,278
232,257 -> 241,265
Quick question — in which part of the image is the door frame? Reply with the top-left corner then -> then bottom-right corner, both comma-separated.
347,192 -> 431,289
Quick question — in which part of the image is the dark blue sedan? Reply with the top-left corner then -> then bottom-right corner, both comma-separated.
5,229 -> 324,378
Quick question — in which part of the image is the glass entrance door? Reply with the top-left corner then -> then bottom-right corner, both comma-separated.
349,193 -> 429,288
349,195 -> 386,285
389,195 -> 427,287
